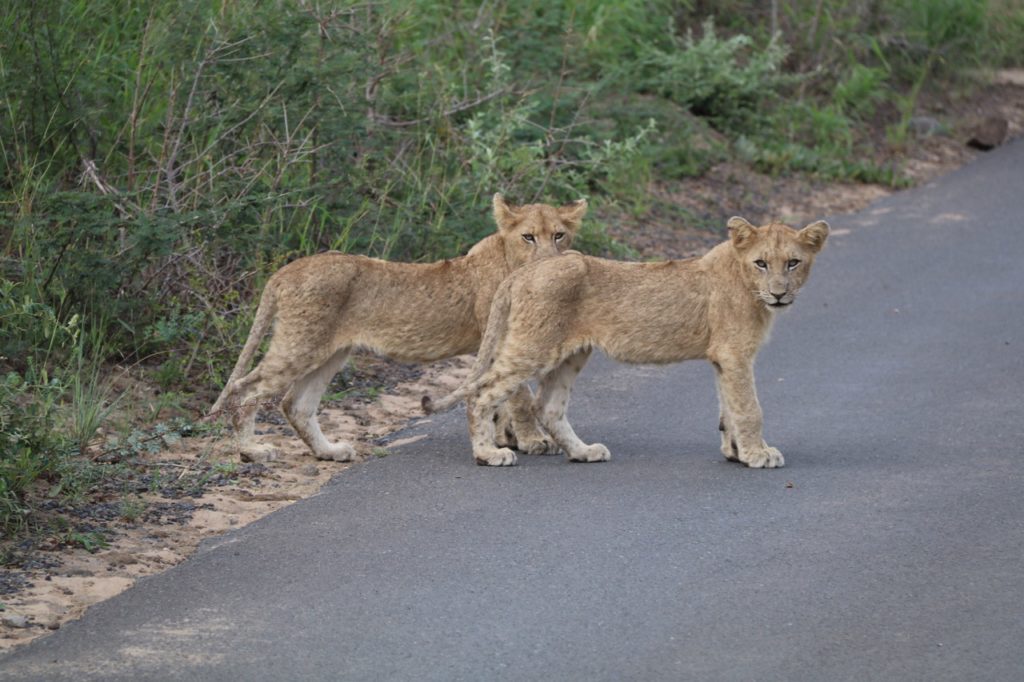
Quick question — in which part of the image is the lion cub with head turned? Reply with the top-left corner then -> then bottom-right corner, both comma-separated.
212,194 -> 586,461
424,216 -> 828,468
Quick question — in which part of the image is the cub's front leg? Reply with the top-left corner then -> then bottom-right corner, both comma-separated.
535,350 -> 609,463
712,358 -> 784,469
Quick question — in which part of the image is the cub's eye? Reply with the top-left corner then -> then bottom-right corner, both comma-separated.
553,232 -> 566,242
522,233 -> 536,244
787,259 -> 801,270
753,259 -> 768,270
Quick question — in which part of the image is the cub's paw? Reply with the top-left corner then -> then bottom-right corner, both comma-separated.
517,434 -> 558,456
741,446 -> 785,469
721,438 -> 740,462
314,442 -> 358,463
474,447 -> 518,467
567,443 -> 611,463
494,430 -> 517,449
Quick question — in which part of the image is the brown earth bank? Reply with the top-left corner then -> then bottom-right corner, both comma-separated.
2,71 -> 1022,651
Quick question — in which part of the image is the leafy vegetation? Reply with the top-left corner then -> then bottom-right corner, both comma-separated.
2,0 -> 1022,539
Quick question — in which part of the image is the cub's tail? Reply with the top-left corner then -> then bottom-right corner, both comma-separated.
422,278 -> 513,414
208,279 -> 277,418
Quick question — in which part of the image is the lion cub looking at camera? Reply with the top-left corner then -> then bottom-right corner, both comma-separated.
424,217 -> 828,468
212,194 -> 586,461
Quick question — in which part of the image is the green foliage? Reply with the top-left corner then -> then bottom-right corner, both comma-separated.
100,418 -> 207,462
640,18 -> 797,133
1,286 -> 74,530
0,280 -> 125,535
118,496 -> 147,523
833,64 -> 890,120
47,515 -> 110,553
986,2 -> 1024,66
890,0 -> 989,72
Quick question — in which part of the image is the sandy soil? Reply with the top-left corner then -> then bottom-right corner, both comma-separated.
2,71 -> 1022,652
0,357 -> 471,650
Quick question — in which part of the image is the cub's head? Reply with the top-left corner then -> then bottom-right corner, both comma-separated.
727,216 -> 829,310
492,193 -> 586,267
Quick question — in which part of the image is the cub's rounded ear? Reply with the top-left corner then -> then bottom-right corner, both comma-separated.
493,193 -> 518,231
799,220 -> 830,252
727,216 -> 757,250
557,198 -> 588,227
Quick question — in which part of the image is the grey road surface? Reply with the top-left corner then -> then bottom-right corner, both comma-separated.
3,140 -> 1024,681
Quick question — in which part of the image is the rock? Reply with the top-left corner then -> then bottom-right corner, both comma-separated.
240,447 -> 281,464
2,613 -> 31,629
46,620 -> 61,631
105,551 -> 140,567
94,450 -> 122,464
967,116 -> 1008,150
908,116 -> 942,138
298,464 -> 319,477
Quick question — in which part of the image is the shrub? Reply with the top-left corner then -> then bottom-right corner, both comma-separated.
640,18 -> 797,133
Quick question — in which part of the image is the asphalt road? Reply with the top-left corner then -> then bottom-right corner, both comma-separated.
3,139 -> 1024,681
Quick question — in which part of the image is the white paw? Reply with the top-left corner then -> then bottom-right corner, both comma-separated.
475,448 -> 518,467
239,443 -> 281,464
742,446 -> 785,469
314,442 -> 358,462
567,443 -> 611,463
518,434 -> 558,455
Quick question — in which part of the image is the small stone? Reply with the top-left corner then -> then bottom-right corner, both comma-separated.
298,464 -> 319,477
105,551 -> 140,567
2,613 -> 31,629
908,116 -> 942,138
46,620 -> 61,631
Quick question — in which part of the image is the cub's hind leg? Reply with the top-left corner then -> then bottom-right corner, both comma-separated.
467,372 -> 538,467
281,347 -> 355,461
227,363 -> 303,462
535,349 -> 609,463
226,336 -> 337,461
494,385 -> 557,455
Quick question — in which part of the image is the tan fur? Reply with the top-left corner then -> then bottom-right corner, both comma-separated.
425,217 -> 829,468
211,194 -> 586,461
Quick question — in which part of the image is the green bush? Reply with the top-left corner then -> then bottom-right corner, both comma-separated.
987,2 -> 1024,66
0,286 -> 77,532
640,18 -> 797,133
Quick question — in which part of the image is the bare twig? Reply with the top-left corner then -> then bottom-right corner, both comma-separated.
370,87 -> 510,128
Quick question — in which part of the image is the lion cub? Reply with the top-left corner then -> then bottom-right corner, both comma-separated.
212,194 -> 586,461
424,217 -> 828,468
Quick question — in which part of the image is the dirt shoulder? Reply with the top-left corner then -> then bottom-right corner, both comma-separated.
2,72 -> 1022,651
